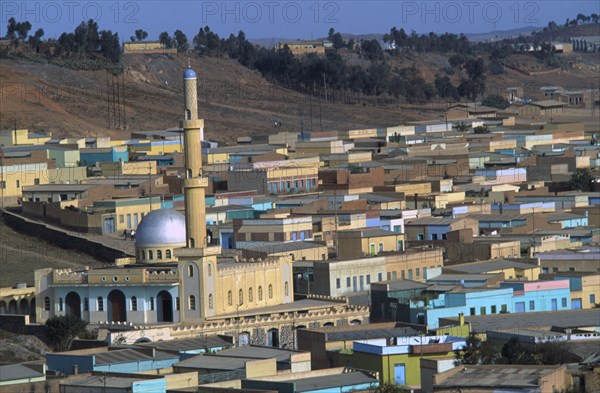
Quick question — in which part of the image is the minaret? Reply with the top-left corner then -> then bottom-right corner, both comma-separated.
181,67 -> 208,248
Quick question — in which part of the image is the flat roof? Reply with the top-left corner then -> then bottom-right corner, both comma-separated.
135,335 -> 232,352
94,349 -> 176,365
373,279 -> 429,291
60,374 -> 159,388
22,184 -> 95,192
204,299 -> 347,320
442,309 -> 600,332
322,327 -> 421,342
214,345 -> 303,362
435,365 -> 565,388
0,364 -> 44,382
240,241 -> 325,253
175,354 -> 248,371
291,371 -> 378,392
445,259 -> 538,274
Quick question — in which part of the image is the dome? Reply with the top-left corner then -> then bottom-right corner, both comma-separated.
183,68 -> 197,80
135,209 -> 186,247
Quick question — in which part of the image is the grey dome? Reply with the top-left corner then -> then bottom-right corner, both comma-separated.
135,209 -> 186,246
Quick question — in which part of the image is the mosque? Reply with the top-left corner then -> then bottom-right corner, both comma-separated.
34,66 -> 368,347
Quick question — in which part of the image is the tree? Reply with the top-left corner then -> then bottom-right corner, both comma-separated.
482,94 -> 510,109
134,29 -> 148,41
174,30 -> 188,51
454,122 -> 469,131
473,125 -> 490,134
569,169 -> 595,192
159,31 -> 172,48
45,315 -> 88,351
5,17 -> 18,40
455,333 -> 501,365
373,383 -> 411,393
501,337 -> 530,364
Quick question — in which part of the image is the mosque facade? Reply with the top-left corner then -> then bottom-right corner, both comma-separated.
34,66 -> 369,348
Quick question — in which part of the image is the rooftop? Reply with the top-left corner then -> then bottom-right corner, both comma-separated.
435,365 -> 566,388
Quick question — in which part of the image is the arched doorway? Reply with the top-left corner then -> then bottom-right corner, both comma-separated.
156,291 -> 173,323
8,299 -> 17,314
323,322 -> 334,327
29,298 -> 36,322
107,290 -> 127,322
0,301 -> 6,314
65,292 -> 81,318
19,299 -> 29,315
350,319 -> 361,325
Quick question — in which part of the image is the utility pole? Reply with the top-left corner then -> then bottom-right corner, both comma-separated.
1,144 -> 4,210
334,189 -> 339,258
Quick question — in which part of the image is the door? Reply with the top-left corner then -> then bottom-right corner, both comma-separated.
103,217 -> 115,234
515,302 -> 525,313
107,290 -> 127,322
352,276 -> 357,292
551,298 -> 558,311
370,244 -> 375,256
571,299 -> 582,310
126,214 -> 132,229
359,276 -> 364,291
238,332 -> 250,346
394,364 -> 406,385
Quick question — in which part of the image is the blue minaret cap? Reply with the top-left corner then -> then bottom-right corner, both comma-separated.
183,67 -> 197,80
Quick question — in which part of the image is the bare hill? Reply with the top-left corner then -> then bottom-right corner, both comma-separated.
0,54 -> 425,142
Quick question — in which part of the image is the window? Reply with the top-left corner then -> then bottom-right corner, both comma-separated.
189,295 -> 196,310
258,286 -> 263,301
408,269 -> 413,280
529,300 -> 535,310
34,178 -> 40,185
569,267 -> 575,272
0,181 -> 5,189
131,296 -> 138,311
157,250 -> 162,260
491,305 -> 497,314
366,275 -> 371,284
176,297 -> 180,310
401,270 -> 405,279
209,294 -> 213,309
392,271 -> 397,280
336,278 -> 341,289
423,267 -> 428,279
208,264 -> 212,276
58,298 -> 63,312
469,307 -> 475,316
501,304 -> 507,313
188,264 -> 194,277
97,297 -> 104,312
416,268 -> 420,277
480,306 -> 486,315
378,273 -> 383,281
431,234 -> 438,240
442,234 -> 447,240
346,277 -> 351,287
44,297 -> 50,311
119,215 -> 124,224
16,180 -> 20,188
249,288 -> 253,302
312,178 -> 316,186
166,249 -> 171,259
239,289 -> 243,305
83,298 -> 89,311
591,294 -> 596,305
189,238 -> 195,248
228,291 -> 232,306
378,243 -> 383,252
141,250 -> 146,260
150,297 -> 154,311
285,281 -> 289,296
268,284 -> 273,299
561,298 -> 567,307
148,250 -> 153,260
552,267 -> 559,273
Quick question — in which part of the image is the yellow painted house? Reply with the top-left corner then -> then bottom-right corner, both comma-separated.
350,335 -> 467,388
445,259 -> 541,281
0,129 -> 51,146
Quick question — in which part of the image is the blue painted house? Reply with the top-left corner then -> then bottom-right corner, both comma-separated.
80,146 -> 129,165
47,347 -> 180,376
500,279 -> 571,313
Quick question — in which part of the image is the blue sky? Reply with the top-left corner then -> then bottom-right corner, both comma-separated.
1,1 -> 599,41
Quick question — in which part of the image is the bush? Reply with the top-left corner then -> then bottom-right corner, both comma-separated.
45,315 -> 88,352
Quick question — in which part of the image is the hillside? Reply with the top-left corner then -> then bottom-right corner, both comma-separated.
0,54 -> 427,142
1,47 -> 598,142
